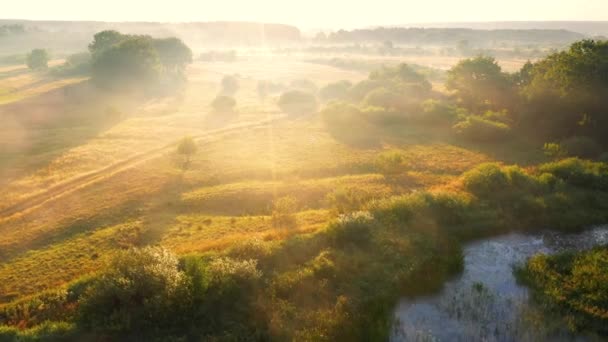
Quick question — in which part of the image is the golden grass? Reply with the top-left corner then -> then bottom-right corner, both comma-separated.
0,220 -> 142,299
182,174 -> 392,215
161,210 -> 331,255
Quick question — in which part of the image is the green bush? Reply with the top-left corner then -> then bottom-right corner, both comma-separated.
50,52 -> 92,77
453,115 -> 511,142
326,212 -> 375,248
278,90 -> 318,117
77,247 -> 187,336
375,150 -> 407,176
416,99 -> 458,124
462,163 -> 510,197
227,238 -> 273,261
539,158 -> 608,190
361,88 -> 416,114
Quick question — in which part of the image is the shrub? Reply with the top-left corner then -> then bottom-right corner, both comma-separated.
560,136 -> 602,159
417,99 -> 458,125
278,90 -> 318,117
462,163 -> 510,197
362,88 -> 406,111
375,150 -> 407,176
453,116 -> 511,142
271,196 -> 299,228
539,158 -> 608,190
77,247 -> 186,336
348,79 -> 384,100
211,95 -> 236,113
50,52 -> 92,77
326,211 -> 375,248
370,193 -> 430,225
207,258 -> 262,287
319,80 -> 352,102
227,238 -> 273,261
360,105 -> 402,126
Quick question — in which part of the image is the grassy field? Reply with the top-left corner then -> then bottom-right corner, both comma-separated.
0,54 -> 544,312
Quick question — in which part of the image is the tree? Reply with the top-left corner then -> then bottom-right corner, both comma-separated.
446,56 -> 513,112
88,30 -> 129,58
521,40 -> 608,144
177,136 -> 198,169
211,95 -> 236,113
91,36 -> 160,89
26,49 -> 49,70
152,37 -> 193,73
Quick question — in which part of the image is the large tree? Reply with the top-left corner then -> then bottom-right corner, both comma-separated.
88,30 -> 130,58
91,36 -> 160,89
521,40 -> 608,143
446,56 -> 513,112
152,37 -> 193,74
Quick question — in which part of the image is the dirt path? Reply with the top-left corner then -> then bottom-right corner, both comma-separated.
0,116 -> 284,220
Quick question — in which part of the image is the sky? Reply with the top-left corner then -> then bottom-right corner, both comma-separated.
3,0 -> 607,29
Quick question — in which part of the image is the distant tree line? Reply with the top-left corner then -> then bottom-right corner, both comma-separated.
320,27 -> 585,46
0,24 -> 25,37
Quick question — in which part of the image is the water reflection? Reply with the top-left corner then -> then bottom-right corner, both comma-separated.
392,226 -> 608,342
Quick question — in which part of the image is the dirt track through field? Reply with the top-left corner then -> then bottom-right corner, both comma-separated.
0,116 -> 284,220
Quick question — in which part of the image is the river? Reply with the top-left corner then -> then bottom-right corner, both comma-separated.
391,226 -> 608,342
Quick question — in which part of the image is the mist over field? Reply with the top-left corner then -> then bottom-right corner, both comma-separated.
1,2 -> 608,341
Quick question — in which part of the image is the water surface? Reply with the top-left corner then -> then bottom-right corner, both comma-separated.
392,226 -> 608,342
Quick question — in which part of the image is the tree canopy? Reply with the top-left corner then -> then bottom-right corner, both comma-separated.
446,56 -> 513,112
26,49 -> 49,70
89,30 -> 193,91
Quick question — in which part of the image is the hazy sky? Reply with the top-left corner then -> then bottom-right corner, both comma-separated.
3,0 -> 607,29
